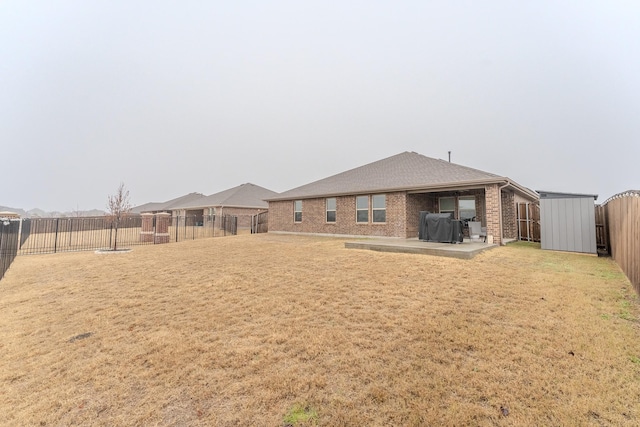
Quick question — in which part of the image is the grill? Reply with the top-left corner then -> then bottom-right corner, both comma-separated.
418,212 -> 464,243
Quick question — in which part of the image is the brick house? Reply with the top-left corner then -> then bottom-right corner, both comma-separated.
171,183 -> 278,229
265,152 -> 538,245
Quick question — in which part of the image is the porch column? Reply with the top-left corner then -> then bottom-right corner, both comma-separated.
154,212 -> 171,244
140,213 -> 154,242
485,184 -> 501,245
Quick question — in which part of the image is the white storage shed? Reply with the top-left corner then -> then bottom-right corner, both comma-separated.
538,191 -> 598,254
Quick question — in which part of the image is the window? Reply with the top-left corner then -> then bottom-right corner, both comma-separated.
372,194 -> 386,223
294,200 -> 302,222
439,197 -> 455,215
458,196 -> 476,222
326,198 -> 336,222
356,196 -> 369,223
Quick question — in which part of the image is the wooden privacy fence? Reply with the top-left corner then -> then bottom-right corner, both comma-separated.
594,205 -> 609,252
517,202 -> 540,242
251,212 -> 268,234
603,191 -> 640,294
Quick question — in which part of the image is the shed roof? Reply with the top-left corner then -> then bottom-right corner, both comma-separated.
173,183 -> 278,210
537,191 -> 598,200
267,151 -> 537,201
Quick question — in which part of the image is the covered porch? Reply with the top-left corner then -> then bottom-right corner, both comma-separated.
405,183 -> 519,245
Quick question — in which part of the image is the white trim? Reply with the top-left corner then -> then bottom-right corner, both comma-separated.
293,200 -> 302,223
356,195 -> 369,223
326,197 -> 337,223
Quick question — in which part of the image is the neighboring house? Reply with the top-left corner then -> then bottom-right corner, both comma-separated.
265,151 -> 538,245
131,192 -> 206,215
0,211 -> 20,219
171,183 -> 278,229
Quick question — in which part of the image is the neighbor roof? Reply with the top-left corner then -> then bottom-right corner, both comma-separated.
266,151 -> 537,201
131,192 -> 205,214
173,183 -> 279,210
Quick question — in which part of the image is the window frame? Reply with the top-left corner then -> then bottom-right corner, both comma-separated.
356,195 -> 369,223
439,196 -> 455,215
293,200 -> 302,223
372,194 -> 386,223
458,196 -> 476,223
326,197 -> 336,223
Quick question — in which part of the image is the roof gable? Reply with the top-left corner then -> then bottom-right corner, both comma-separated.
132,192 -> 205,213
174,183 -> 279,209
268,151 -> 503,200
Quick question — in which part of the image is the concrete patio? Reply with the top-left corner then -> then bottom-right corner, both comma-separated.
345,238 -> 497,259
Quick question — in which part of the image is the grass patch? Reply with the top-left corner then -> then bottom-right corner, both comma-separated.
1,234 -> 639,425
505,240 -> 541,250
283,403 -> 318,425
618,294 -> 637,321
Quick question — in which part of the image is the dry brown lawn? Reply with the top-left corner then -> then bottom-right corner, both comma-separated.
1,234 -> 639,426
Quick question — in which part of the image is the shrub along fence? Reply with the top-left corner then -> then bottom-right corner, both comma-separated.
603,191 -> 640,294
16,214 -> 238,256
0,219 -> 20,280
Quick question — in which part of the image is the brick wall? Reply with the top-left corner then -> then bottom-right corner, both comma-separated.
485,184 -> 502,245
269,191 -> 409,237
269,187 -> 520,243
501,191 -> 517,239
406,193 -> 434,237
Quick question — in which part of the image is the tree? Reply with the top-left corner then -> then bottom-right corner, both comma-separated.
107,182 -> 132,250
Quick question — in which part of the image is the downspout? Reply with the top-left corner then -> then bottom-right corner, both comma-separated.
497,180 -> 511,245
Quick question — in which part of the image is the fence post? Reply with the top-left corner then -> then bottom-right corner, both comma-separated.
525,203 -> 532,242
154,213 -> 171,244
54,218 -> 59,254
140,213 -> 154,243
603,206 -> 610,254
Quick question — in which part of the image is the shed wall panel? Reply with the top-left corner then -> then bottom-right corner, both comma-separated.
541,199 -> 552,250
540,196 -> 596,254
572,199 -> 583,251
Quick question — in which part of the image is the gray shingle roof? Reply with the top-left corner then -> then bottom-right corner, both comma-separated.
131,192 -> 205,214
267,151 -> 506,201
173,183 -> 279,209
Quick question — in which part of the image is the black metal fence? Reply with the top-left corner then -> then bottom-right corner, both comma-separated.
1,219 -> 20,280
17,214 -> 238,256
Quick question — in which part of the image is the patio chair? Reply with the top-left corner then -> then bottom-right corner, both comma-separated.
468,221 -> 486,242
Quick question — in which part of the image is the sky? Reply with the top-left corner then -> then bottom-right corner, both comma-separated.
1,1 -> 639,212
